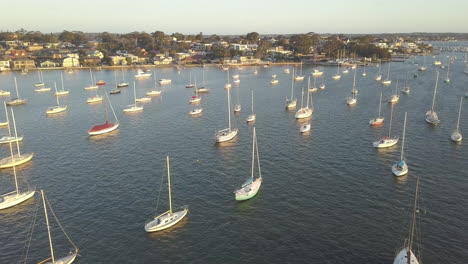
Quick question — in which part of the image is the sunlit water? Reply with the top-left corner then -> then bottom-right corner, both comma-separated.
0,49 -> 467,263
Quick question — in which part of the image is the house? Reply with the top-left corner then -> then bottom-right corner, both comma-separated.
82,56 -> 101,67
11,58 -> 36,69
62,57 -> 80,67
153,55 -> 173,65
238,56 -> 261,64
109,56 -> 127,65
174,53 -> 191,61
86,49 -> 104,59
26,44 -> 44,52
6,49 -> 27,57
0,60 -> 10,69
40,60 -> 60,68
126,54 -> 139,64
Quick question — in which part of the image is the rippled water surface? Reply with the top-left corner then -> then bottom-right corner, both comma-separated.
0,52 -> 467,263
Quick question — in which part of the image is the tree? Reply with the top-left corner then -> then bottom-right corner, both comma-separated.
195,32 -> 203,41
245,32 -> 259,43
171,32 -> 185,41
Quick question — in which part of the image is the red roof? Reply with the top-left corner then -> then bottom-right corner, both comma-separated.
89,122 -> 114,132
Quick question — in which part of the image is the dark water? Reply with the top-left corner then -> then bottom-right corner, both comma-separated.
0,53 -> 467,263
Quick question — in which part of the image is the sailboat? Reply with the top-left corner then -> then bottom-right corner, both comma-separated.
0,165 -> 35,209
124,82 -> 144,113
0,102 -> 23,144
235,127 -> 262,201
295,78 -> 313,119
309,77 -> 318,92
117,66 -> 129,87
369,92 -> 384,126
425,71 -> 440,125
346,70 -> 358,105
0,88 -> 10,96
332,63 -> 342,80
444,63 -> 450,83
234,83 -> 241,112
134,69 -> 152,78
382,62 -> 392,85
392,177 -> 422,264
146,72 -> 162,96
392,112 -> 408,176
84,69 -> 99,90
55,73 -> 70,96
311,69 -> 323,77
246,90 -> 256,122
418,55 -> 427,71
6,77 -> 26,106
189,78 -> 201,104
294,64 -> 304,80
198,67 -> 210,93
373,105 -> 398,148
375,60 -> 382,81
34,70 -> 51,92
319,78 -> 325,89
402,74 -> 411,94
145,156 -> 188,232
0,107 -> 34,168
285,68 -> 297,109
88,92 -> 119,135
224,69 -> 232,89
109,70 -> 121,95
86,83 -> 103,104
34,70 -> 45,87
388,79 -> 400,104
270,76 -> 279,84
185,71 -> 195,88
451,97 -> 463,142
46,82 -> 68,114
361,64 -> 367,76
215,87 -> 238,143
37,190 -> 79,264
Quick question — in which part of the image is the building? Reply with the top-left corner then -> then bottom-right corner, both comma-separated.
40,60 -> 60,68
109,56 -> 127,65
86,49 -> 104,59
62,57 -> 80,67
0,60 -> 10,70
26,44 -> 44,52
11,58 -> 36,69
238,56 -> 261,64
82,56 -> 101,67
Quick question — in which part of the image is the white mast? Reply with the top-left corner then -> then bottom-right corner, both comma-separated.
306,77 -> 311,108
54,82 -> 60,106
166,156 -> 172,215
61,73 -> 64,92
388,105 -> 394,138
227,87 -> 232,130
407,177 -> 420,264
300,87 -> 304,108
352,68 -> 357,95
14,77 -> 19,98
431,71 -> 440,112
250,127 -> 256,179
290,68 -> 294,99
41,190 -> 56,263
133,82 -> 137,105
89,69 -> 93,84
400,112 -> 407,161
251,90 -> 254,113
456,97 -> 463,132
378,92 -> 383,118
11,108 -> 21,156
386,62 -> 391,80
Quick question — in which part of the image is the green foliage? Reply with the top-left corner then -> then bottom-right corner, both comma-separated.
245,32 -> 259,43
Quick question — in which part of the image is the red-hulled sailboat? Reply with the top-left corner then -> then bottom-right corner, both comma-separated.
96,80 -> 106,85
88,91 -> 119,136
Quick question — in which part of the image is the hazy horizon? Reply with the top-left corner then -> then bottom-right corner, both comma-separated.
2,0 -> 467,35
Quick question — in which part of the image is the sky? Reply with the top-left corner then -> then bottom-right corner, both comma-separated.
2,0 -> 467,35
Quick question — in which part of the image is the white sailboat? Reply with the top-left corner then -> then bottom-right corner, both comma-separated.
145,156 -> 188,232
425,71 -> 440,125
55,73 -> 70,96
375,60 -> 382,81
117,66 -> 129,87
332,63 -> 342,80
135,69 -> 152,78
369,92 -> 384,126
373,105 -> 398,148
451,97 -> 463,142
444,62 -> 450,83
0,165 -> 35,209
319,78 -> 325,89
286,68 -> 297,109
418,55 -> 427,71
189,106 -> 203,116
124,82 -> 143,112
309,77 -> 318,93
6,77 -> 26,106
392,112 -> 408,176
270,76 -> 279,84
185,71 -> 195,88
146,72 -> 162,96
235,127 -> 262,201
234,82 -> 241,112
224,69 -> 232,89
388,79 -> 400,104
402,75 -> 411,94
382,62 -> 392,85
0,102 -> 23,144
84,69 -> 98,90
294,64 -> 304,80
198,67 -> 210,93
300,123 -> 311,133
189,78 -> 201,104
295,77 -> 313,119
38,190 -> 79,264
392,178 -> 422,264
35,70 -> 45,87
47,82 -> 68,114
0,108 -> 34,168
361,64 -> 367,76
346,70 -> 358,105
86,74 -> 103,104
215,87 -> 238,143
246,90 -> 256,122
311,69 -> 323,77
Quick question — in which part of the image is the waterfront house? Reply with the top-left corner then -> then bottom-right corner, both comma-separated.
109,56 -> 127,65
238,56 -> 261,64
11,58 -> 36,70
82,56 -> 101,67
86,49 -> 104,59
62,57 -> 80,67
40,60 -> 60,68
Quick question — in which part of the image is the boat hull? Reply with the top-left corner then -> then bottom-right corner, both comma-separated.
373,137 -> 399,148
369,118 -> 384,126
215,128 -> 238,143
392,161 -> 408,176
300,124 -> 311,133
46,106 -> 67,115
44,252 -> 78,264
0,136 -> 23,144
235,177 -> 262,201
0,153 -> 34,168
88,122 -> 119,135
0,190 -> 35,210
144,209 -> 188,232
393,248 -> 420,264
451,131 -> 462,142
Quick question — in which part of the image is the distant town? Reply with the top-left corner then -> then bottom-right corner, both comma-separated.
0,30 -> 466,71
